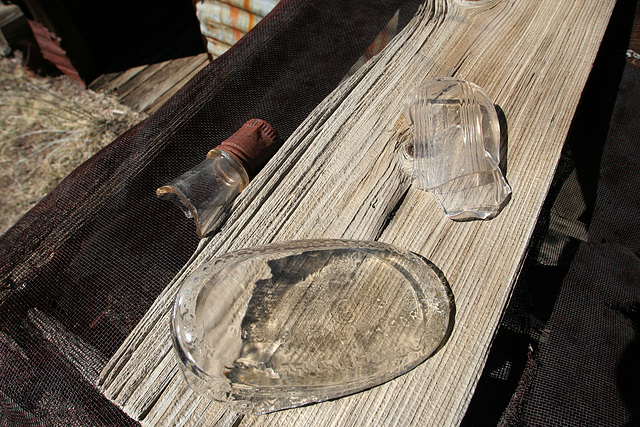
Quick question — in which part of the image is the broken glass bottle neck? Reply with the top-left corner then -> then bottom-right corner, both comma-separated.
156,119 -> 280,238
156,149 -> 249,238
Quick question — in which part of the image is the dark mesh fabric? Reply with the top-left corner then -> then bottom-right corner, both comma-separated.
0,1 -> 421,425
463,0 -> 640,424
498,63 -> 640,427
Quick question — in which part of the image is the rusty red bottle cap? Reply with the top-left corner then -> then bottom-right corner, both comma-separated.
211,119 -> 281,177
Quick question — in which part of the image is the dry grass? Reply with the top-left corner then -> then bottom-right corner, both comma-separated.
0,54 -> 146,236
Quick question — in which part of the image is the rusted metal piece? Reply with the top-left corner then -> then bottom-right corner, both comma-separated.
214,118 -> 281,177
26,19 -> 83,85
157,119 -> 280,237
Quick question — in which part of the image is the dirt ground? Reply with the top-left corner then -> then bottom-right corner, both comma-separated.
0,53 -> 146,235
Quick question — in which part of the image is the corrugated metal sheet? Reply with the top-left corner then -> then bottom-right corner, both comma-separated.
195,0 -> 400,68
27,19 -> 83,84
195,0 -> 279,58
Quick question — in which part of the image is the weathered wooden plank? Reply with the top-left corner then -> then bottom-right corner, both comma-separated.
0,4 -> 30,56
89,64 -> 148,95
101,61 -> 171,104
99,0 -> 616,425
143,54 -> 210,114
121,53 -> 210,113
90,53 -> 210,114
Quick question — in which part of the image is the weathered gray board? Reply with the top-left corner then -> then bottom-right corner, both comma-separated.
90,53 -> 209,114
98,0 -> 616,424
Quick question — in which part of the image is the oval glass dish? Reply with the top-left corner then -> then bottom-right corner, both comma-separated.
171,239 -> 454,414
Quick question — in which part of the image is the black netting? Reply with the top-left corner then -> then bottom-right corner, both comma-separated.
498,62 -> 640,427
0,1 -> 422,425
463,0 -> 640,424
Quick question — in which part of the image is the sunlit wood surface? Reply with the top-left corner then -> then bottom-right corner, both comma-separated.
98,0 -> 616,424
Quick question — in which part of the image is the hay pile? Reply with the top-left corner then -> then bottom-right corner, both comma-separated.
0,54 -> 146,235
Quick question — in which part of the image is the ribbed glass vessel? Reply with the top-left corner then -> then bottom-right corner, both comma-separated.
405,77 -> 511,220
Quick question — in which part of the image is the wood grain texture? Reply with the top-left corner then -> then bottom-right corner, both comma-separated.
90,53 -> 209,114
98,0 -> 616,425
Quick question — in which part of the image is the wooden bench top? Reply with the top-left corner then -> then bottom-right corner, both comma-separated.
97,0 -> 617,424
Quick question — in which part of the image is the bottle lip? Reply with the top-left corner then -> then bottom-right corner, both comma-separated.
206,148 -> 250,187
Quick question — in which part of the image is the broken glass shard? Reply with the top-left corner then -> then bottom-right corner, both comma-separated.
171,239 -> 454,414
405,77 -> 512,220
